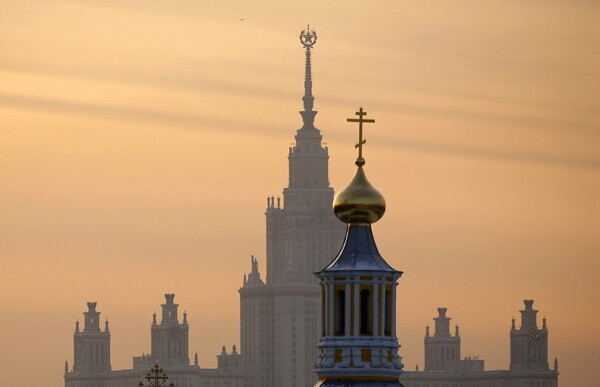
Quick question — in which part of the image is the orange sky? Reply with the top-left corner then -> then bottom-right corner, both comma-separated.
1,1 -> 599,386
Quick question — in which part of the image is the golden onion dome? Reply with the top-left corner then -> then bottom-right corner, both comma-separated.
333,158 -> 386,224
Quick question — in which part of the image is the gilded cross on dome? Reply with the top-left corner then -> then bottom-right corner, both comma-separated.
347,107 -> 375,166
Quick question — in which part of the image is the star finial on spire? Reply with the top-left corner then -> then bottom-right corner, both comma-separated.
347,107 -> 375,166
299,25 -> 317,49
299,25 -> 318,128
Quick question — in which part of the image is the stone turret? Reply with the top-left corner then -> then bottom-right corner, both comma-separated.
72,302 -> 111,373
424,307 -> 461,371
510,300 -> 549,370
150,294 -> 190,367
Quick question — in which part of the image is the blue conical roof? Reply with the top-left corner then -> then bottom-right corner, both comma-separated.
321,225 -> 400,273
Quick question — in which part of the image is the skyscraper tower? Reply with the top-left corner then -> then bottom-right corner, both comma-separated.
510,300 -> 550,370
313,108 -> 404,386
239,26 -> 345,387
424,308 -> 461,371
266,25 -> 343,285
72,302 -> 111,373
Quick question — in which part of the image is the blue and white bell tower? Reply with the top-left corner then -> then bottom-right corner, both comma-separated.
314,108 -> 404,386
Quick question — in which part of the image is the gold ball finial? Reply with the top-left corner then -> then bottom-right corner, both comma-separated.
333,164 -> 386,224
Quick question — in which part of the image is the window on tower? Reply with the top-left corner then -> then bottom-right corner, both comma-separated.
384,288 -> 392,336
360,288 -> 373,335
334,289 -> 345,336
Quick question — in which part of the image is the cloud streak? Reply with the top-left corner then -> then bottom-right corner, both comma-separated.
2,63 -> 598,139
1,91 -> 598,171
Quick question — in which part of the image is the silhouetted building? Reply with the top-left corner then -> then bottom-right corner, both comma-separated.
72,302 -> 111,374
510,299 -> 550,371
64,295 -> 244,387
150,294 -> 190,366
400,300 -> 559,387
239,25 -> 345,387
424,308 -> 461,371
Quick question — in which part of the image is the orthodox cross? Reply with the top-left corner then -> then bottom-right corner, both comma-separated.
139,365 -> 174,387
347,107 -> 375,165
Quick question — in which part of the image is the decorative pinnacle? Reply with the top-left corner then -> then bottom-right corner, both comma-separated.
299,24 -> 317,49
347,107 -> 375,166
141,364 -> 174,387
299,25 -> 318,129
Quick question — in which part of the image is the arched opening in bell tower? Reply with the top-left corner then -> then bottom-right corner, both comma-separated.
360,288 -> 373,335
334,288 -> 346,336
384,288 -> 392,336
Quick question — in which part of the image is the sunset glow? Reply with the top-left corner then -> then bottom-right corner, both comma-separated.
1,1 -> 599,386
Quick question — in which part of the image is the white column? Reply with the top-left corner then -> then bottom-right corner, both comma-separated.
327,282 -> 334,336
392,283 -> 397,338
373,283 -> 379,337
380,284 -> 386,336
353,282 -> 360,336
345,283 -> 351,336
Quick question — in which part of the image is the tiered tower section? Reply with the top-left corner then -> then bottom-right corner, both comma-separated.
151,294 -> 190,367
510,300 -> 550,370
72,302 -> 111,373
424,308 -> 461,371
314,108 -> 404,386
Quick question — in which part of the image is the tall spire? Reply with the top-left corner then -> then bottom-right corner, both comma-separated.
299,25 -> 318,130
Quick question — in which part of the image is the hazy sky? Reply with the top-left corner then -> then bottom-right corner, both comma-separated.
1,1 -> 599,386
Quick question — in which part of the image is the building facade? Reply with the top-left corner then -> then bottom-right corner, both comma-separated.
64,296 -> 244,387
400,300 -> 559,387
424,307 -> 461,372
72,302 -> 111,374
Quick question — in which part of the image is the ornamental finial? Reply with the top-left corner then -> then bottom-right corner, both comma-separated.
299,25 -> 318,128
299,24 -> 317,49
140,364 -> 174,387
